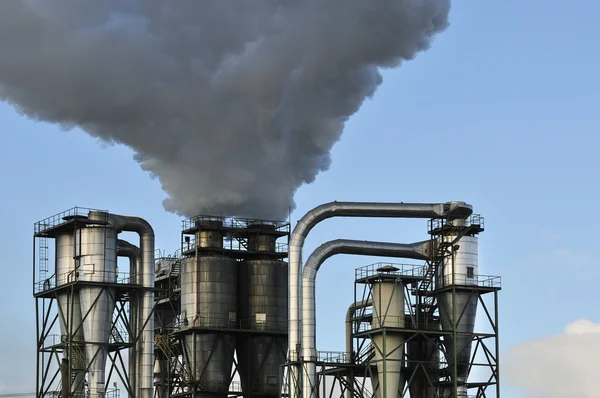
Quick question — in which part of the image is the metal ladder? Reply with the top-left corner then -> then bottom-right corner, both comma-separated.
38,237 -> 49,285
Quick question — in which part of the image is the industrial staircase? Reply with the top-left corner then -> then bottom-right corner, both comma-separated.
169,259 -> 181,279
155,333 -> 188,382
411,219 -> 471,317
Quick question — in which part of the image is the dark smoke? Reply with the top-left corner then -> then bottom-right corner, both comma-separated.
0,0 -> 450,219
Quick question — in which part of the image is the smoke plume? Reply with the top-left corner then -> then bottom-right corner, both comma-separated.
0,0 -> 450,219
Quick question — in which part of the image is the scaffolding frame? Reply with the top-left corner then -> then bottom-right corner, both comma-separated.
284,215 -> 501,398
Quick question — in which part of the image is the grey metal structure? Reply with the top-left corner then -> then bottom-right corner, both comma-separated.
171,215 -> 289,398
33,207 -> 156,398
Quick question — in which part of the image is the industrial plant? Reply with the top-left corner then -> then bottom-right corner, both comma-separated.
33,201 -> 500,398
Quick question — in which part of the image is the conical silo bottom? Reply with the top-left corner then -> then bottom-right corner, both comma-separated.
370,335 -> 404,398
57,291 -> 87,393
237,336 -> 287,398
438,291 -> 477,386
79,286 -> 116,398
184,333 -> 235,398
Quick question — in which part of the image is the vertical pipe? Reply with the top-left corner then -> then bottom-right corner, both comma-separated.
495,290 -> 500,398
382,329 -> 387,398
113,215 -> 155,398
117,240 -> 139,396
345,301 -> 371,398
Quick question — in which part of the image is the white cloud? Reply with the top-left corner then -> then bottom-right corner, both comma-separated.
504,319 -> 600,398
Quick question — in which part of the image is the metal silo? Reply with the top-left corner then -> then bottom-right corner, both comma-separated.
368,269 -> 405,398
55,230 -> 86,394
78,211 -> 118,397
180,220 -> 237,398
437,229 -> 478,398
237,224 -> 288,398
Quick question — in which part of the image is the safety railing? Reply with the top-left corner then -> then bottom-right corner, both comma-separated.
318,351 -> 348,364
35,270 -> 135,293
356,315 -> 421,333
182,235 -> 289,254
34,207 -> 106,234
428,214 -> 484,234
438,273 -> 501,289
355,263 -> 428,281
178,314 -> 288,333
182,214 -> 290,234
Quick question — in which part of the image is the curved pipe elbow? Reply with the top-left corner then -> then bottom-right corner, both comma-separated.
301,238 -> 435,360
117,239 -> 139,264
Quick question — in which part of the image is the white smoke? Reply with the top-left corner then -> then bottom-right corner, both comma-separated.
504,319 -> 600,398
0,0 -> 450,218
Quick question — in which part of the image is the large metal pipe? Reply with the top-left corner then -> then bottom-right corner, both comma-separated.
301,239 -> 435,398
113,215 -> 155,398
117,239 -> 140,396
345,300 -> 371,398
288,201 -> 472,397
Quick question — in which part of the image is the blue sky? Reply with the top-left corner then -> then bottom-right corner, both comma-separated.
1,1 -> 599,396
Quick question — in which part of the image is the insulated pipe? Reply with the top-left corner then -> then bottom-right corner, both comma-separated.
345,300 -> 371,398
301,239 -> 435,398
113,215 -> 155,398
117,240 -> 140,395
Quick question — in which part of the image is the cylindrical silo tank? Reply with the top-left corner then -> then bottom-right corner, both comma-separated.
77,211 -> 118,398
369,272 -> 405,398
180,221 -> 237,398
237,224 -> 287,398
55,230 -> 86,394
437,231 -> 478,397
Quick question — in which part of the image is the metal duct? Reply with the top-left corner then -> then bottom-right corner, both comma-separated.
113,215 -> 155,398
300,239 -> 434,398
345,300 -> 371,398
288,201 -> 472,398
117,239 -> 140,395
